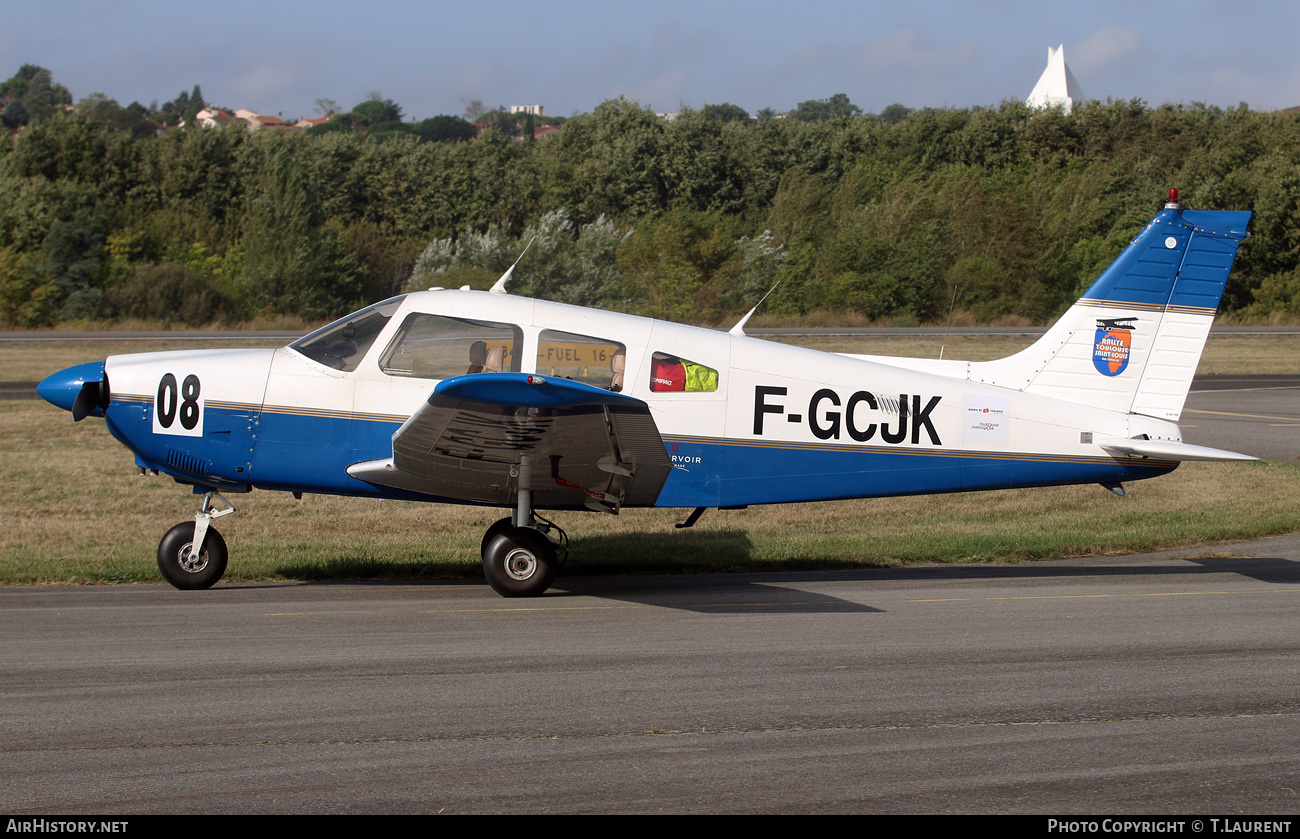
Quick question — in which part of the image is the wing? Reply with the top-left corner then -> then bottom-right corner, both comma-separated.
347,373 -> 673,511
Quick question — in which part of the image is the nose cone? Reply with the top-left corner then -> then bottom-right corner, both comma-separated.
38,362 -> 107,417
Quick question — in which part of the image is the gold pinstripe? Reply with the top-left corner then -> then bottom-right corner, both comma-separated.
110,394 -> 406,424
660,434 -> 1176,468
1078,298 -> 1217,317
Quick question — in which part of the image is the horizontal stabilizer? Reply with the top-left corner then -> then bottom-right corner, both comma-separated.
1097,437 -> 1257,462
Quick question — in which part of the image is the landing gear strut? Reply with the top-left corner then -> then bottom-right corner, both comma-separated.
481,455 -> 565,597
157,491 -> 234,590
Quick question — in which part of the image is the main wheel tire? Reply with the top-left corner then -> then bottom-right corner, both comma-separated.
157,522 -> 228,590
482,527 -> 557,598
480,517 -> 514,557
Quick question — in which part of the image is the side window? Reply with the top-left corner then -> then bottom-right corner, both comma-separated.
649,352 -> 718,393
379,314 -> 521,380
537,330 -> 626,391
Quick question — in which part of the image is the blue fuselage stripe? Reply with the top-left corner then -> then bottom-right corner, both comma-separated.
656,439 -> 1172,507
110,405 -> 1175,507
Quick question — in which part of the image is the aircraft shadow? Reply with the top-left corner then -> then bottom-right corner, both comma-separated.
558,528 -> 884,613
550,552 -> 1300,612
256,533 -> 1300,613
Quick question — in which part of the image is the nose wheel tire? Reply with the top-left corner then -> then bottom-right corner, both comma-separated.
157,522 -> 228,590
482,527 -> 557,597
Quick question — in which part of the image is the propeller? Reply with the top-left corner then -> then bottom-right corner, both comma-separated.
69,377 -> 107,421
70,377 -> 109,422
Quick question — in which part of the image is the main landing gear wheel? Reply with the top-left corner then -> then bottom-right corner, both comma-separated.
482,526 -> 557,598
481,517 -> 514,557
157,522 -> 228,590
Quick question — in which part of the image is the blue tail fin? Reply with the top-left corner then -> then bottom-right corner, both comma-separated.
974,196 -> 1251,420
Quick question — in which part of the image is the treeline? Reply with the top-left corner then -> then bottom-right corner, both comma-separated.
2,88 -> 1298,328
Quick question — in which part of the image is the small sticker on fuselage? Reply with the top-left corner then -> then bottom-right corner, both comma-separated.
962,395 -> 1009,443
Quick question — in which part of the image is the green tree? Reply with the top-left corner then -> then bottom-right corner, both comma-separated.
107,262 -> 226,324
412,115 -> 477,143
348,98 -> 403,127
38,207 -> 109,319
0,245 -> 53,326
0,65 -> 72,124
157,85 -> 205,126
790,93 -> 861,122
541,97 -> 668,221
879,103 -> 912,125
1,99 -> 29,130
232,140 -> 363,318
616,210 -> 743,321
702,103 -> 751,124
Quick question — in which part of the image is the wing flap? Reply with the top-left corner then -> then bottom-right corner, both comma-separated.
347,373 -> 672,509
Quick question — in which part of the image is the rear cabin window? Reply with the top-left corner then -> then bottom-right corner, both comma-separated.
537,330 -> 626,391
379,314 -> 521,380
649,352 -> 718,392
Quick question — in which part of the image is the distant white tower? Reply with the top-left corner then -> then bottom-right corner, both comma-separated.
1026,45 -> 1085,114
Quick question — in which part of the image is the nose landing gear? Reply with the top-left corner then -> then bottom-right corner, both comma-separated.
157,491 -> 235,590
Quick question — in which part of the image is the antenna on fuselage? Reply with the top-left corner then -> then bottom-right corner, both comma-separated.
489,236 -> 537,294
728,281 -> 781,336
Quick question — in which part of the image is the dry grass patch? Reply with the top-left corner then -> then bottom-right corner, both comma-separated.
0,338 -> 287,383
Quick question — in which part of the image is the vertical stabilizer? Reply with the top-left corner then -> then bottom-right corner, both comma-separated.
972,193 -> 1250,421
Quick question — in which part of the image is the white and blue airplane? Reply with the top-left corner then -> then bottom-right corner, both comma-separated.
39,190 -> 1255,596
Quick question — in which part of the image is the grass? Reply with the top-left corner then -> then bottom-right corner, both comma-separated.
0,338 -> 287,383
2,396 -> 1298,586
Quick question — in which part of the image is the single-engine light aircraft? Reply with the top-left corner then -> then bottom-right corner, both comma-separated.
39,190 -> 1255,596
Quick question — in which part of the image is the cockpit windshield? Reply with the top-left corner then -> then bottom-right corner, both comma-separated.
288,295 -> 407,371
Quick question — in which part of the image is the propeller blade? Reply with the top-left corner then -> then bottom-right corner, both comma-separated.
71,380 -> 106,422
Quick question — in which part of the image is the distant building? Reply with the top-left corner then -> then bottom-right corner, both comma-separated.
193,107 -> 235,128
1026,45 -> 1085,114
234,109 -> 289,131
511,104 -> 546,116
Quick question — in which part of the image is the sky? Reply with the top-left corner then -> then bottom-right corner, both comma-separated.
5,0 -> 1298,121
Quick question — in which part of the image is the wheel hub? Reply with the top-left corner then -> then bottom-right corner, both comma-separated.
504,548 -> 537,581
177,544 -> 208,573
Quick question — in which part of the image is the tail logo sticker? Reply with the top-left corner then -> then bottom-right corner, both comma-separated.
1093,318 -> 1135,376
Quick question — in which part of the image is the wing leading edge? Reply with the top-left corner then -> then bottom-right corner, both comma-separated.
347,373 -> 673,511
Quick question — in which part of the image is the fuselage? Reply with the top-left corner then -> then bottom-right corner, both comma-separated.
84,288 -> 1176,508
